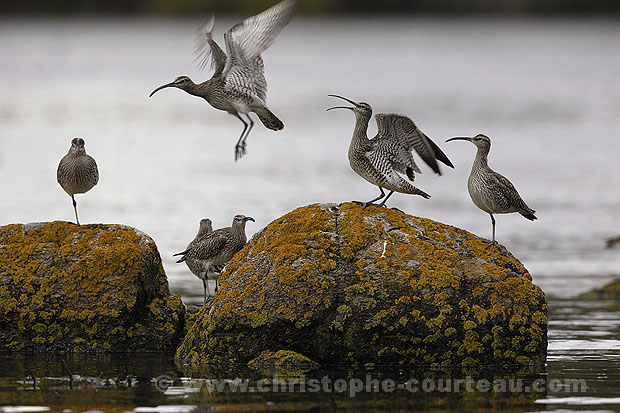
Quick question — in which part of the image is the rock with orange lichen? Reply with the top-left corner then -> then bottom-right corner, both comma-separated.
177,203 -> 547,368
0,221 -> 185,352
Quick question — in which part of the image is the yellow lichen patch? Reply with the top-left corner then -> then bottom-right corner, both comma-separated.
0,222 -> 184,352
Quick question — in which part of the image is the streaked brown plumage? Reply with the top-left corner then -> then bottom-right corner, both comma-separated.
327,95 -> 454,207
57,137 -> 99,225
174,215 -> 254,303
182,218 -> 214,288
149,0 -> 297,161
446,134 -> 537,244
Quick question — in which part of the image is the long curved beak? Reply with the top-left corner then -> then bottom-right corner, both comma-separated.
244,216 -> 255,222
327,94 -> 358,111
149,82 -> 176,97
445,136 -> 473,143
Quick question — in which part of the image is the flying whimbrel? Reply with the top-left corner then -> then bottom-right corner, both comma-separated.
57,137 -> 99,225
174,215 -> 255,303
327,94 -> 454,207
446,134 -> 537,244
149,0 -> 297,161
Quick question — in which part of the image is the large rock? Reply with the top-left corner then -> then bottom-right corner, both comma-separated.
177,203 -> 547,368
0,221 -> 184,352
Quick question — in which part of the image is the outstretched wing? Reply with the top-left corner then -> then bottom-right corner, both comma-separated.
222,0 -> 296,101
223,0 -> 297,65
374,114 -> 454,175
194,16 -> 227,75
367,138 -> 421,180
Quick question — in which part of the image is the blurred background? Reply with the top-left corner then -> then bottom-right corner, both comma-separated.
0,1 -> 619,304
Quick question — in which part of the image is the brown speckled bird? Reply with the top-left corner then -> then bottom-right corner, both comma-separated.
174,215 -> 254,303
149,0 -> 297,161
327,94 -> 453,207
57,137 -> 99,225
446,134 -> 537,244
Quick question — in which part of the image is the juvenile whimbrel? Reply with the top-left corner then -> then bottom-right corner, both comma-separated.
446,134 -> 537,244
149,0 -> 297,161
174,215 -> 255,303
57,137 -> 99,225
327,95 -> 454,207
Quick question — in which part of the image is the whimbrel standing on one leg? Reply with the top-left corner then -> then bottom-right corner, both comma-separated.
149,0 -> 297,161
327,95 -> 454,207
174,215 -> 254,303
57,137 -> 99,225
446,134 -> 537,244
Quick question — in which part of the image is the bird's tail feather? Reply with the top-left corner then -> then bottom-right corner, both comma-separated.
173,250 -> 188,263
256,108 -> 284,131
520,208 -> 537,221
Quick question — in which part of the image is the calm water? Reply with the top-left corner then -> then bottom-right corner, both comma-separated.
0,17 -> 619,411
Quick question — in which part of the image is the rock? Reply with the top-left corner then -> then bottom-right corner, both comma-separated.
0,221 -> 185,352
248,350 -> 319,375
576,277 -> 620,301
177,203 -> 547,368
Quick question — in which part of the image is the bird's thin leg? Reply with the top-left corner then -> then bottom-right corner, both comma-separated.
215,279 -> 218,293
71,195 -> 80,225
234,114 -> 250,161
238,114 -> 254,157
483,213 -> 500,248
378,190 -> 395,207
202,278 -> 208,304
355,187 -> 386,208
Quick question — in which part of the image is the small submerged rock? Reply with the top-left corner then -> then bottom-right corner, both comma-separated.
0,221 -> 185,352
177,202 -> 547,368
248,350 -> 319,375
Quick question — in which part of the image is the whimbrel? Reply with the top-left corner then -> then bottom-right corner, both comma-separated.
174,215 -> 254,303
149,0 -> 297,161
327,95 -> 454,207
57,137 -> 99,225
181,218 -> 214,292
446,134 -> 537,244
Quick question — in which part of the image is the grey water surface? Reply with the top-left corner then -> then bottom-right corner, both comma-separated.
0,17 -> 619,411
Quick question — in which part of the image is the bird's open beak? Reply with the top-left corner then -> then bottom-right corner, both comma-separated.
326,94 -> 358,111
149,82 -> 175,97
446,136 -> 473,143
244,216 -> 255,222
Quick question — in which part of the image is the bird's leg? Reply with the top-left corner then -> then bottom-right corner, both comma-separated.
234,114 -> 250,161
238,114 -> 254,158
71,195 -> 80,225
378,190 -> 395,207
483,214 -> 500,249
354,187 -> 386,208
215,279 -> 218,293
202,278 -> 208,304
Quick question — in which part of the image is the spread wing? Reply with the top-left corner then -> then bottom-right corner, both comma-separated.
222,0 -> 296,101
223,0 -> 296,65
194,16 -> 227,75
374,114 -> 454,175
367,138 -> 421,180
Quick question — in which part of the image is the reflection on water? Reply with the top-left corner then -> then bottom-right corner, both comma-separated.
1,299 -> 619,412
